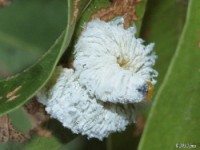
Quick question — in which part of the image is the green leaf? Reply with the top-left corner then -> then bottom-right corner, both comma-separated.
141,0 -> 188,89
59,137 -> 86,150
0,141 -> 25,150
0,0 -> 67,78
23,119 -> 78,150
0,30 -> 63,116
139,0 -> 200,149
24,136 -> 61,150
8,108 -> 34,133
135,0 -> 148,36
0,0 -> 91,116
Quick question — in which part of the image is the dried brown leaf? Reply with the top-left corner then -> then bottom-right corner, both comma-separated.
91,0 -> 140,28
0,115 -> 30,143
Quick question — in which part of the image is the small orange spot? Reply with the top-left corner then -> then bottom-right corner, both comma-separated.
145,81 -> 154,100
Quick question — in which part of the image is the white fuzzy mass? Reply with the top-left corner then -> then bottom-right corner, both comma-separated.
38,68 -> 136,140
37,17 -> 158,140
74,18 -> 158,103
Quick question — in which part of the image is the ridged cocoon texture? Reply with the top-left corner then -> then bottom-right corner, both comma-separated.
74,18 -> 158,103
37,68 -> 136,140
37,17 -> 158,140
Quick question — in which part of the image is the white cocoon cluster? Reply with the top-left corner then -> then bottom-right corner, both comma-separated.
74,18 -> 158,103
37,17 -> 158,140
38,68 -> 136,140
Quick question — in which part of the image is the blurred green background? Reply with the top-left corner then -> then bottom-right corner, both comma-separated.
0,0 -> 67,79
